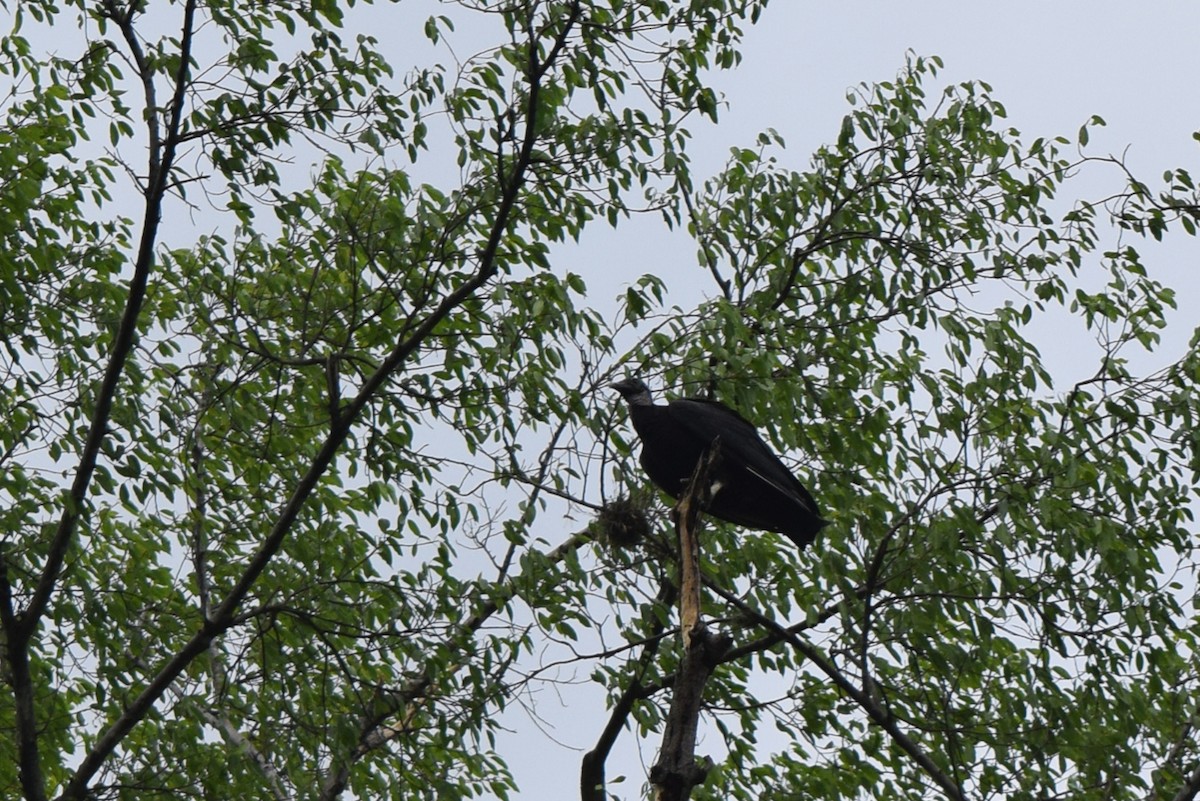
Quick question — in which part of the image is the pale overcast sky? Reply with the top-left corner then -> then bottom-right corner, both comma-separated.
719,3 -> 1199,170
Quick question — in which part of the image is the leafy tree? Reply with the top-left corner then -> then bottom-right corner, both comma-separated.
2,2 -> 1199,801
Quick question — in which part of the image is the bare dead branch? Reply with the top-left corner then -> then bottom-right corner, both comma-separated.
649,441 -> 730,801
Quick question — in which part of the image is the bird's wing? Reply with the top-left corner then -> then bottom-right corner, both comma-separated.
742,463 -> 822,517
667,398 -> 821,515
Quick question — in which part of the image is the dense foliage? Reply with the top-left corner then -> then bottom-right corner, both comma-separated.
2,1 -> 1199,800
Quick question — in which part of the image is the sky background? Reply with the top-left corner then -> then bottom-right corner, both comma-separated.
495,3 -> 1200,797
556,1 -> 1200,379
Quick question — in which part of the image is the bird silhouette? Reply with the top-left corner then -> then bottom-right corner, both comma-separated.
611,378 -> 827,549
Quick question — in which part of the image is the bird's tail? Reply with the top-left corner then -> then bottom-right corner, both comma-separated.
784,517 -> 829,550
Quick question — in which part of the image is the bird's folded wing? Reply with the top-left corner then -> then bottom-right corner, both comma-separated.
743,463 -> 820,516
668,398 -> 822,512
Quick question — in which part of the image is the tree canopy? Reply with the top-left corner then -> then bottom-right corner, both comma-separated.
2,1 -> 1200,800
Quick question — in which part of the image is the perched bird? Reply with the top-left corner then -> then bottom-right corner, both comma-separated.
611,377 -> 827,549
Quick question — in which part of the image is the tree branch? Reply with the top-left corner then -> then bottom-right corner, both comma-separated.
1163,722 -> 1200,801
314,9 -> 585,796
6,5 -> 200,801
1170,767 -> 1200,801
23,0 -> 201,645
704,581 -> 967,801
649,440 -> 730,801
55,0 -> 593,795
1,547 -> 48,801
581,577 -> 676,801
319,529 -> 589,801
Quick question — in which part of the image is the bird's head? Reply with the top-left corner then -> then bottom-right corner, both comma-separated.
609,377 -> 653,406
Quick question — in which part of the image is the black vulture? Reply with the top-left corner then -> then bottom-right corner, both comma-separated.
611,378 -> 827,549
